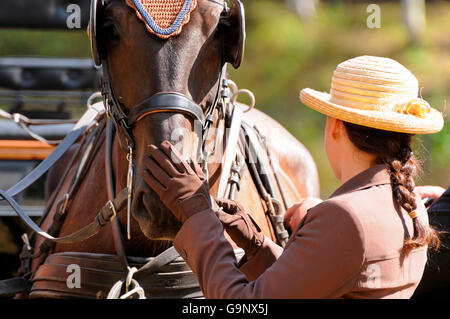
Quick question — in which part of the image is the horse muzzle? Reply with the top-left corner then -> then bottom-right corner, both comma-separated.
131,179 -> 182,240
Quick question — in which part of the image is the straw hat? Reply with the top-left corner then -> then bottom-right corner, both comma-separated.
299,56 -> 444,134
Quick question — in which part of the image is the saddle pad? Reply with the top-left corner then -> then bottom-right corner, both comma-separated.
125,0 -> 197,39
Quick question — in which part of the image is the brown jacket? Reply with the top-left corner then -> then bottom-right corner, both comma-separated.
173,165 -> 428,298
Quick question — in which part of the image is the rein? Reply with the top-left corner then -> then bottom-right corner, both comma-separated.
0,102 -> 104,201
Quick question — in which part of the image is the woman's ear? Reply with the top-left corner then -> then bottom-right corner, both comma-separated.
327,117 -> 343,141
222,0 -> 246,69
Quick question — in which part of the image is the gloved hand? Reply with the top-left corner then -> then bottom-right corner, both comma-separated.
284,197 -> 323,231
142,141 -> 211,224
214,197 -> 264,260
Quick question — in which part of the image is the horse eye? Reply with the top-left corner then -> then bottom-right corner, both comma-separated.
101,21 -> 120,40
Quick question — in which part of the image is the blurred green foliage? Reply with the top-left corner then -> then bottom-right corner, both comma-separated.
231,0 -> 450,197
0,0 -> 448,198
0,29 -> 90,57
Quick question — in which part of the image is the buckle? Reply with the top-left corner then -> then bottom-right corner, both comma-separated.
21,233 -> 32,251
106,200 -> 117,221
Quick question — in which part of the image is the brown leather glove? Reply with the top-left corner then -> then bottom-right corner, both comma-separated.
142,141 -> 211,224
214,197 -> 264,260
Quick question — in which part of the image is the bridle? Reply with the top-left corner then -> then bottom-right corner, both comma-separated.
89,0 -> 237,150
89,0 -> 244,238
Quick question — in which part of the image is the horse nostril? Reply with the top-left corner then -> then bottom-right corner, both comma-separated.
133,180 -> 160,210
168,126 -> 195,158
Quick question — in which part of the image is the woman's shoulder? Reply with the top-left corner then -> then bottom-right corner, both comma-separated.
312,183 -> 420,261
308,193 -> 367,223
305,197 -> 366,244
315,182 -> 395,227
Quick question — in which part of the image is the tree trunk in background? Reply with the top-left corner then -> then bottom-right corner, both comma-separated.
286,0 -> 318,21
402,0 -> 426,45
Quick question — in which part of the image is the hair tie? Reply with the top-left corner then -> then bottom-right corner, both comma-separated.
408,210 -> 418,219
399,146 -> 413,163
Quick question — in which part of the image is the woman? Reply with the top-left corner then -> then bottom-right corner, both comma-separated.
141,56 -> 444,298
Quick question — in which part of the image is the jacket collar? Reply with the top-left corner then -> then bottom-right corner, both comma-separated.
329,164 -> 391,198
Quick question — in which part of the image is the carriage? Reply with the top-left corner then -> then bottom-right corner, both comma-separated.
0,0 -> 447,299
0,56 -> 99,282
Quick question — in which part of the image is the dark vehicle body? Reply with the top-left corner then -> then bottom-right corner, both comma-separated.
0,0 -> 97,279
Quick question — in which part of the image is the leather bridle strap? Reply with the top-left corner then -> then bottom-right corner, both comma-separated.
126,92 -> 205,126
0,187 -> 128,244
105,119 -> 130,269
216,103 -> 244,198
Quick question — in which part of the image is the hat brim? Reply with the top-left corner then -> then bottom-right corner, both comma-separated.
300,88 -> 444,134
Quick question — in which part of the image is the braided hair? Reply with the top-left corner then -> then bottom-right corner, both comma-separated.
343,121 -> 440,256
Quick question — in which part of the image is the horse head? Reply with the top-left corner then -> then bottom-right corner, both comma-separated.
90,0 -> 245,240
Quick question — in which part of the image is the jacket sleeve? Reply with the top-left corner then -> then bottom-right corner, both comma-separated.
173,199 -> 366,298
238,236 -> 283,281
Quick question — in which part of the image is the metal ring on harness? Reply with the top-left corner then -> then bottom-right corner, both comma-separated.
231,89 -> 255,113
227,79 -> 239,95
107,267 -> 146,299
125,267 -> 138,290
267,196 -> 283,215
87,92 -> 103,108
107,278 -> 146,299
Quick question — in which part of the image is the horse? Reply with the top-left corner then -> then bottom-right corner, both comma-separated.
22,0 -> 319,298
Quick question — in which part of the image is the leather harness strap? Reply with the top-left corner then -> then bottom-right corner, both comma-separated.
29,249 -> 245,299
0,278 -> 30,297
0,187 -> 128,244
30,121 -> 108,266
216,103 -> 244,198
134,246 -> 180,280
29,251 -> 207,299
239,123 -> 289,247
0,101 -> 104,201
105,119 -> 130,270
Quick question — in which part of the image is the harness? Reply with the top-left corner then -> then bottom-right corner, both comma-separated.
0,0 -> 289,299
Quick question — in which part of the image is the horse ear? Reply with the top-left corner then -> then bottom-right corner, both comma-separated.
223,0 -> 246,69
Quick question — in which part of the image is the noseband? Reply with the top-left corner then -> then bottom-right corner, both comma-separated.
127,92 -> 206,126
100,59 -> 211,152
